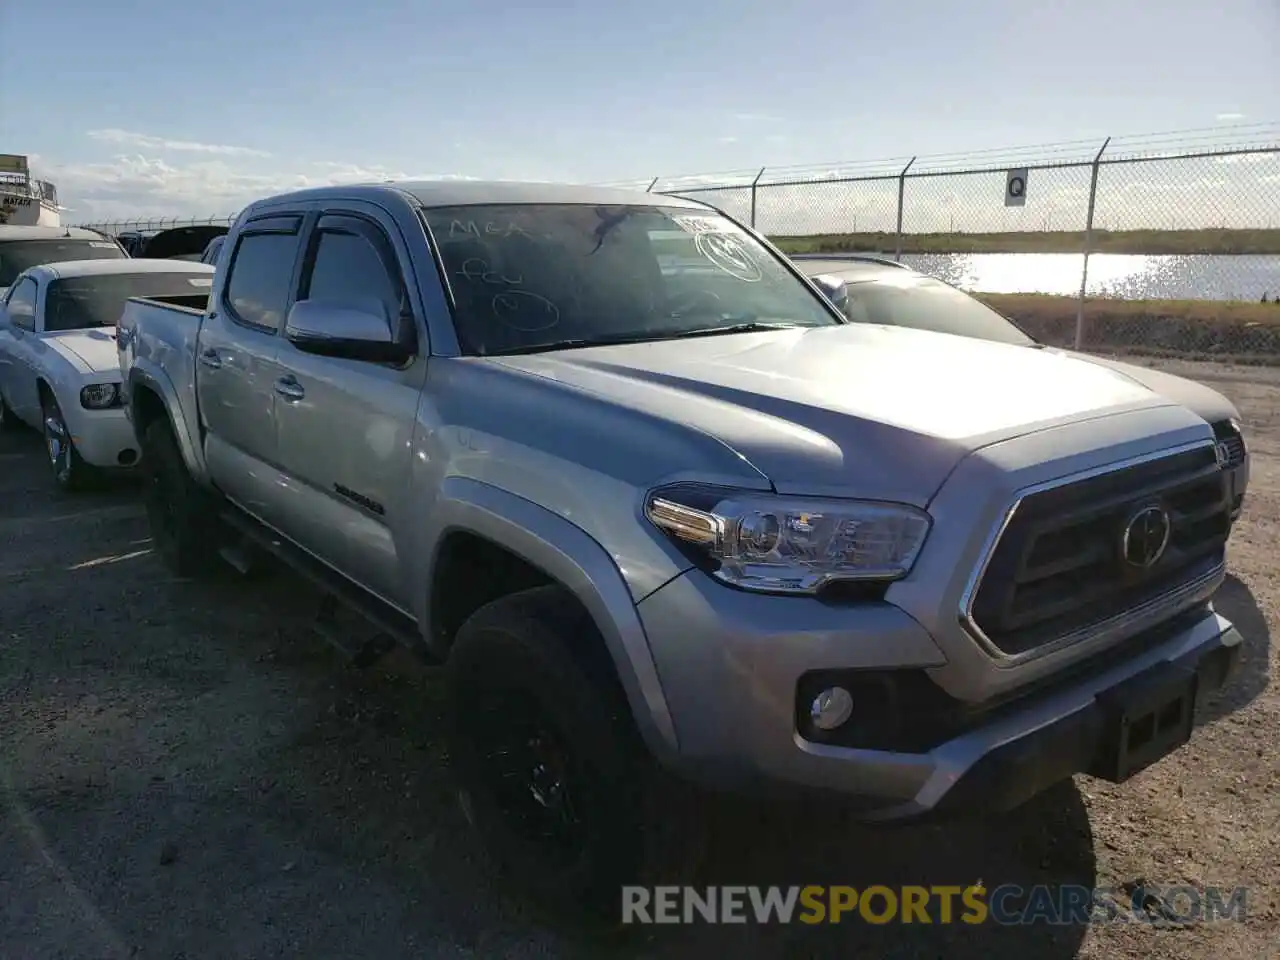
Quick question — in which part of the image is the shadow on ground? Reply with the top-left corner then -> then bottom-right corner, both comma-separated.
1201,574 -> 1271,724
585,782 -> 1097,959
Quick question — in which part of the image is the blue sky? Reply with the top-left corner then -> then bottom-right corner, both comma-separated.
2,0 -> 1277,221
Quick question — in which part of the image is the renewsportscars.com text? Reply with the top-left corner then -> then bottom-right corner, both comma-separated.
621,884 -> 1248,926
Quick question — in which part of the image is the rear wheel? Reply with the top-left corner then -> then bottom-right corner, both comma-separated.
42,394 -> 97,491
141,418 -> 219,577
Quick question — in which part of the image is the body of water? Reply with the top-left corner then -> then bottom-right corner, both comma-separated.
897,253 -> 1280,301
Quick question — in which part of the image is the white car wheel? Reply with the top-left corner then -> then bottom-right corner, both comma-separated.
41,395 -> 95,491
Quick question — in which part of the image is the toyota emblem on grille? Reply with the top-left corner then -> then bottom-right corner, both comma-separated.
1121,504 -> 1172,569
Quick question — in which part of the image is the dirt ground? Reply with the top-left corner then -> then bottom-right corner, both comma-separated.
1,358 -> 1276,960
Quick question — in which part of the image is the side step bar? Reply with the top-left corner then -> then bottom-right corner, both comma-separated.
218,507 -> 435,667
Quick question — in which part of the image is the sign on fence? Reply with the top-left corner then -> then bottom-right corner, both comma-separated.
1005,168 -> 1028,207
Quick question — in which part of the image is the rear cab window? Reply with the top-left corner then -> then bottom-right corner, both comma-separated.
44,272 -> 215,332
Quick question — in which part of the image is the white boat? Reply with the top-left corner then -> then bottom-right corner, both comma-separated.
0,154 -> 61,228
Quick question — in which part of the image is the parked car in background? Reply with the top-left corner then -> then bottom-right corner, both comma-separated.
0,259 -> 215,489
118,180 -> 1242,919
116,225 -> 230,261
139,225 -> 230,261
0,225 -> 126,298
199,233 -> 225,266
115,230 -> 161,256
795,254 -> 1250,521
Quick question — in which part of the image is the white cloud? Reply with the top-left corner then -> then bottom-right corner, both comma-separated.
1216,112 -> 1245,121
733,112 -> 782,123
87,128 -> 273,158
46,153 -> 477,224
718,136 -> 739,143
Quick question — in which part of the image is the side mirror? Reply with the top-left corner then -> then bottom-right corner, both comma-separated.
810,274 -> 849,312
285,297 -> 413,364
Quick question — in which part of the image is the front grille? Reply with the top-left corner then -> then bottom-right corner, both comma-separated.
1212,420 -> 1246,469
968,445 -> 1231,656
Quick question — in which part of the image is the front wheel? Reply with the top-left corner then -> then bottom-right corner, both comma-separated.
141,418 -> 219,577
42,394 -> 97,491
0,391 -> 20,433
445,586 -> 670,924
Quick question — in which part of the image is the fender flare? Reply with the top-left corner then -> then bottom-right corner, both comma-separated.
127,360 -> 206,480
421,476 -> 680,760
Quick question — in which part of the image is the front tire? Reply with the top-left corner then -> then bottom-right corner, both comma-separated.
0,391 -> 20,433
141,418 -> 219,577
42,394 -> 97,491
445,586 -> 668,924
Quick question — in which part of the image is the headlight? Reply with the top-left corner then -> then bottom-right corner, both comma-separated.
80,383 -> 120,409
644,484 -> 931,595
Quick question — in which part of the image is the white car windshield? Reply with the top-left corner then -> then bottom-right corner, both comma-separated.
840,275 -> 1035,346
0,239 -> 124,287
44,273 -> 213,332
423,203 -> 840,355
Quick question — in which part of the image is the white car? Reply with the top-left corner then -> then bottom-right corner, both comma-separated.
0,259 -> 215,490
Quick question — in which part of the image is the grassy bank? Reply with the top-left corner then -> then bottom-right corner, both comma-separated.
977,292 -> 1280,361
772,228 -> 1280,256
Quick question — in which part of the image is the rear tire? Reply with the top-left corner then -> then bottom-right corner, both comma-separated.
444,586 -> 688,925
141,418 -> 219,577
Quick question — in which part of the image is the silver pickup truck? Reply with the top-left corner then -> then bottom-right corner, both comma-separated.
118,181 -> 1242,919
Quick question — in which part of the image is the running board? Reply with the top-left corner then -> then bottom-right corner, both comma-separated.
218,506 -> 432,666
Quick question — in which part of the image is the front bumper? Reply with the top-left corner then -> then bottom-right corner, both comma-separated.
1227,460 -> 1248,521
635,570 -> 1240,818
65,405 -> 141,468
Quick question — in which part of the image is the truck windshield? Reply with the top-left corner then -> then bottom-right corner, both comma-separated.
44,272 -> 213,332
0,239 -> 125,287
422,203 -> 839,355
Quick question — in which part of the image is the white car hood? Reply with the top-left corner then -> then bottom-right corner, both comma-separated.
45,328 -> 119,376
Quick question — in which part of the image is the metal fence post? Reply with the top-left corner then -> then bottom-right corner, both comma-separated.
749,167 -> 766,228
645,177 -> 659,193
1075,137 -> 1111,349
895,157 -> 916,261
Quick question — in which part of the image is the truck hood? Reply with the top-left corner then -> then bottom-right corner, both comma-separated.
1045,348 -> 1240,424
45,328 -> 119,376
490,324 -> 1176,503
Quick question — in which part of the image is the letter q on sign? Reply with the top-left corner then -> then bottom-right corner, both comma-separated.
1005,168 -> 1029,207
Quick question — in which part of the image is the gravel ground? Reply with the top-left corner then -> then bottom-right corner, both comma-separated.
1,359 -> 1276,960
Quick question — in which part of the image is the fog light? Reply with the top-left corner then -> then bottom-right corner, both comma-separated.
810,686 -> 854,731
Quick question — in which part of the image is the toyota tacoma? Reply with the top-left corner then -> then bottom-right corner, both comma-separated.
117,181 -> 1242,918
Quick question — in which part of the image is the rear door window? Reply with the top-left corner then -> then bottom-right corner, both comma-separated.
223,218 -> 303,331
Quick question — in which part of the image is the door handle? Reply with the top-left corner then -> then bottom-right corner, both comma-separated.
274,376 -> 305,401
199,348 -> 222,369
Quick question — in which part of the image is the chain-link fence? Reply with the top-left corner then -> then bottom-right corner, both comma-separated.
633,138 -> 1280,363
74,129 -> 1280,363
77,214 -> 237,235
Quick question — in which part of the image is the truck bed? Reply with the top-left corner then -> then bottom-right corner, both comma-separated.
117,294 -> 209,450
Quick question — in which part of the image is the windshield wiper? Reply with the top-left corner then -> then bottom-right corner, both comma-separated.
667,321 -> 807,339
487,332 -> 680,356
485,322 -> 807,356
